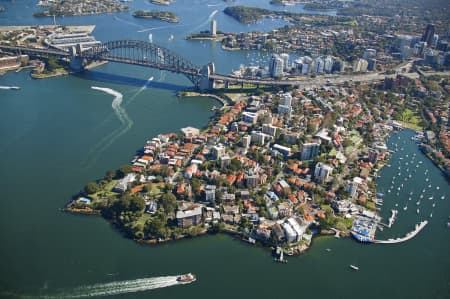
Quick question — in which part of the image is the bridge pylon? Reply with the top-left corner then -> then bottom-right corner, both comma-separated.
198,62 -> 216,90
69,44 -> 87,72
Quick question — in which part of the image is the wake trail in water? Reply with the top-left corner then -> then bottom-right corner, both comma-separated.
3,276 -> 181,299
0,85 -> 20,90
137,23 -> 187,33
189,9 -> 218,34
127,76 -> 154,106
114,16 -> 144,29
83,87 -> 133,167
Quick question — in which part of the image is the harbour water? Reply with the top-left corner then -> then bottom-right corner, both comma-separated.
1,2 -> 449,299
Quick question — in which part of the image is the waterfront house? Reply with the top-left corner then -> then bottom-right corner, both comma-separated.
113,173 -> 136,193
176,205 -> 203,228
271,223 -> 285,242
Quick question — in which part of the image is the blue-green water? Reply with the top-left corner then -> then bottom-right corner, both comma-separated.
0,1 -> 449,299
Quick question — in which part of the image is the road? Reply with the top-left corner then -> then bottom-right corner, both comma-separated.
212,59 -> 450,89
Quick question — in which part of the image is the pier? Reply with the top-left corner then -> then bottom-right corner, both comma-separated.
374,220 -> 428,244
388,209 -> 398,228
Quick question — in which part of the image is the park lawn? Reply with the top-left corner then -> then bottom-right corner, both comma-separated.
148,183 -> 165,196
398,109 -> 424,131
88,180 -> 119,202
328,148 -> 337,157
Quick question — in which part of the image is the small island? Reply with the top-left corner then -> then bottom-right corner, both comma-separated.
133,10 -> 179,23
33,0 -> 129,17
150,0 -> 173,6
223,5 -> 353,26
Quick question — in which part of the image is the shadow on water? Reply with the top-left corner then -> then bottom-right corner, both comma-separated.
75,71 -> 189,91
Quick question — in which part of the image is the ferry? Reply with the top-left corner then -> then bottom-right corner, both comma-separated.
349,265 -> 359,271
177,273 -> 196,284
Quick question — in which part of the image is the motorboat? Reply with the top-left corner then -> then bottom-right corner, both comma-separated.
350,265 -> 359,270
177,273 -> 196,284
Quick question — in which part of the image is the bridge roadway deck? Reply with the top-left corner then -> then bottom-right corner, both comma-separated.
97,56 -> 199,76
0,44 -> 69,57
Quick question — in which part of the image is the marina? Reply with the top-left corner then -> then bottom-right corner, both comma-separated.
0,0 -> 449,298
374,221 -> 428,244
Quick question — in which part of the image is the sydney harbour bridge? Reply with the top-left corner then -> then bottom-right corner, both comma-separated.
0,39 -> 301,90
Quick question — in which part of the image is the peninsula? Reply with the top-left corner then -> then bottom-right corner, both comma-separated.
133,10 -> 179,23
65,61 -> 448,256
223,6 -> 353,26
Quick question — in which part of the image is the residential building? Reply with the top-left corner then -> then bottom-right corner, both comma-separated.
314,162 -> 333,183
262,123 -> 277,137
242,111 -> 258,124
282,222 -> 297,243
204,185 -> 216,202
113,173 -> 136,193
301,142 -> 321,160
176,205 -> 203,228
280,53 -> 290,71
421,23 -> 435,46
269,54 -> 284,77
245,173 -> 259,188
273,144 -> 291,156
211,144 -> 225,159
251,131 -> 268,145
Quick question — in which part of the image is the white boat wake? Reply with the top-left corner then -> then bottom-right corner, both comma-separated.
0,85 -> 20,90
58,275 -> 180,298
127,75 -> 154,105
83,86 -> 133,166
2,275 -> 181,299
114,15 -> 143,29
189,9 -> 218,34
137,23 -> 187,33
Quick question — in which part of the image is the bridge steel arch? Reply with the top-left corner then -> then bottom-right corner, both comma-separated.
82,40 -> 203,86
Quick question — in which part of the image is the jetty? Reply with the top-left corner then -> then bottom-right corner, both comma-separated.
374,220 -> 428,244
387,209 -> 398,228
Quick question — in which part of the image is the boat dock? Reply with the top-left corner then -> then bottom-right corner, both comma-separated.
388,209 -> 398,228
374,220 -> 428,244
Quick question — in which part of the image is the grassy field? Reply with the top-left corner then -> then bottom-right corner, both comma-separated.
398,109 -> 423,131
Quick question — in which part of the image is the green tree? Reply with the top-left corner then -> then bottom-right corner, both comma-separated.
84,182 -> 100,194
46,57 -> 60,72
104,170 -> 115,181
117,165 -> 133,178
160,192 -> 177,213
129,196 -> 145,212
